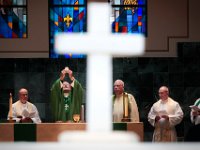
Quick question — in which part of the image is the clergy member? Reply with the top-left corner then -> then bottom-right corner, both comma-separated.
50,67 -> 83,122
148,86 -> 183,142
8,88 -> 41,123
184,98 -> 200,141
112,79 -> 139,122
190,98 -> 200,125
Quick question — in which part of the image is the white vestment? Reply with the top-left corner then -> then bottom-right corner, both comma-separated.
148,97 -> 183,142
8,100 -> 41,123
113,93 -> 139,122
190,98 -> 200,125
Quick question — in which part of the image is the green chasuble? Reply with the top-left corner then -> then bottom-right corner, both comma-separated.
50,78 -> 83,122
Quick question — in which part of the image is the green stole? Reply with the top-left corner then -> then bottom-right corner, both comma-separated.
112,92 -> 130,118
195,99 -> 200,106
64,95 -> 71,121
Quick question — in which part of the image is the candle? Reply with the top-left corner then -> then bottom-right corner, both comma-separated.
124,97 -> 128,117
123,93 -> 129,118
81,104 -> 85,122
8,93 -> 13,119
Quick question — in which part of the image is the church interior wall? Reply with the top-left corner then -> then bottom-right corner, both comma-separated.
0,0 -> 200,142
1,42 -> 200,141
1,0 -> 200,57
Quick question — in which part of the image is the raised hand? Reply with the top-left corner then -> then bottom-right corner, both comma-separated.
60,67 -> 69,81
68,69 -> 75,81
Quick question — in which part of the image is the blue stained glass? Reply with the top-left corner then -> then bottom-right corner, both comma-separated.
79,0 -> 85,5
63,0 -> 68,4
50,0 -> 146,57
16,0 -> 24,5
127,15 -> 132,33
53,10 -> 58,22
113,0 -> 120,5
127,9 -> 132,15
79,19 -> 83,31
13,0 -> 17,5
62,54 -> 85,58
8,15 -> 12,22
23,14 -> 26,24
1,0 -> 26,5
50,1 -> 87,58
138,7 -> 142,16
133,13 -> 138,22
0,4 -> 27,38
138,0 -> 146,5
111,0 -> 147,35
0,16 -> 9,37
79,7 -> 85,12
74,9 -> 79,18
138,26 -> 142,32
63,7 -> 67,16
51,0 -> 86,5
113,0 -> 146,5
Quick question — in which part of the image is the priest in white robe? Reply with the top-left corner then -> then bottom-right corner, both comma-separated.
8,88 -> 41,123
148,86 -> 183,142
190,98 -> 200,125
112,79 -> 139,122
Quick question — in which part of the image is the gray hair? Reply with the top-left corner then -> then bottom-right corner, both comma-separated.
114,79 -> 124,87
159,86 -> 169,93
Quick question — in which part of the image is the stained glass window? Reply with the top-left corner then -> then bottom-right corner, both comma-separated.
50,0 -> 147,58
109,0 -> 147,35
0,0 -> 27,38
49,0 -> 87,58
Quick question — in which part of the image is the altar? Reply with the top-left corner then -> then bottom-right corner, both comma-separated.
0,122 -> 143,142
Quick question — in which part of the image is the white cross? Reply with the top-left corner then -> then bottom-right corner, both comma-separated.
55,2 -> 145,132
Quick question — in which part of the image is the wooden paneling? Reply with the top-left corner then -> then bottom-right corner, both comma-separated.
36,123 -> 86,141
0,123 -> 14,141
127,122 -> 144,141
0,123 -> 143,142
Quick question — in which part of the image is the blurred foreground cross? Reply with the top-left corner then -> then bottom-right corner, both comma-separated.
55,1 -> 145,132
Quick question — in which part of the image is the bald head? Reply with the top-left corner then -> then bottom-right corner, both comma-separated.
158,86 -> 169,100
159,86 -> 169,92
115,79 -> 124,86
18,88 -> 28,104
114,79 -> 124,96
